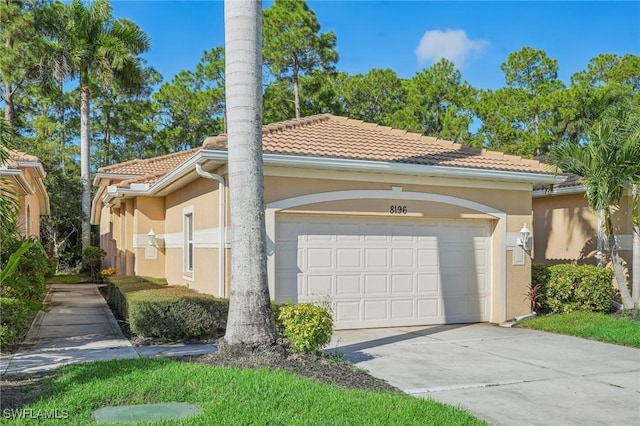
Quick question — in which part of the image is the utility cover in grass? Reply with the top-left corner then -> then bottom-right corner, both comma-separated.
91,402 -> 202,424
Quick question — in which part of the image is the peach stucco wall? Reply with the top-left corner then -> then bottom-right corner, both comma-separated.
533,192 -> 633,265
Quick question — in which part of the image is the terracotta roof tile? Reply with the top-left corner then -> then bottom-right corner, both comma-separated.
98,148 -> 200,176
532,155 -> 581,191
6,149 -> 40,165
203,114 -> 553,174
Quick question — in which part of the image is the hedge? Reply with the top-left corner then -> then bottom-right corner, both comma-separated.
106,277 -> 228,340
532,264 -> 614,314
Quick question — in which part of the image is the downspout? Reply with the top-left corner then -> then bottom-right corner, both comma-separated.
196,163 -> 226,298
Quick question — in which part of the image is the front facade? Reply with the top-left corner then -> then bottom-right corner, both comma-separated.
0,150 -> 50,238
92,115 -> 561,329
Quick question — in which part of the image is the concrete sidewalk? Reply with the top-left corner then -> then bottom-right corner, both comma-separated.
0,284 -> 216,375
328,323 -> 640,426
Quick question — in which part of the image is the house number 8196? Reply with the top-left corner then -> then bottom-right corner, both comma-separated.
390,205 -> 408,214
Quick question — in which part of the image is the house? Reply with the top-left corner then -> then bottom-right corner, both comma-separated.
532,172 -> 634,276
91,114 -> 562,329
0,150 -> 50,238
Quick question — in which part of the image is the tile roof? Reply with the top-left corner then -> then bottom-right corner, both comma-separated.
532,155 -> 583,192
5,149 -> 40,166
97,148 -> 200,177
204,114 -> 554,175
99,114 -> 558,190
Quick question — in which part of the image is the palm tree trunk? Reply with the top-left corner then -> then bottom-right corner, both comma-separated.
607,226 -> 634,309
632,185 -> 639,308
223,0 -> 276,347
633,222 -> 640,308
80,78 -> 91,253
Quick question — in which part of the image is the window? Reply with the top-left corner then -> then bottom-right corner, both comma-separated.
184,212 -> 194,272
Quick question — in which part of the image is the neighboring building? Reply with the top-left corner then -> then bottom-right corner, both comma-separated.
0,150 -> 50,238
92,114 -> 561,329
532,173 -> 634,278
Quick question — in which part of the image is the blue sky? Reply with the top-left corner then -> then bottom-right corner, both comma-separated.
112,1 -> 639,90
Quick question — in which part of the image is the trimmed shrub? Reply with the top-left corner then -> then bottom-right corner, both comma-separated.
0,297 -> 31,348
128,293 -> 228,339
106,277 -> 227,339
105,276 -> 166,320
277,303 -> 334,353
535,264 -> 614,314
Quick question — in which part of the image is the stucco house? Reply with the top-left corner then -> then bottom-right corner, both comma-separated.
0,149 -> 50,238
92,114 -> 562,329
532,172 -> 634,279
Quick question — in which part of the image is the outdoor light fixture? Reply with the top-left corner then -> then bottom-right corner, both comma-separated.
147,229 -> 155,246
517,223 -> 531,248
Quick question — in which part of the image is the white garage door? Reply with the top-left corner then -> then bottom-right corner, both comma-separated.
275,215 -> 491,329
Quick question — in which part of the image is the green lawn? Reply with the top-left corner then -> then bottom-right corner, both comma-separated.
45,275 -> 86,284
520,311 -> 640,348
2,358 -> 486,425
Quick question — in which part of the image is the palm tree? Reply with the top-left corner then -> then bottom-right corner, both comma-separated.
53,0 -> 149,253
222,0 -> 276,347
553,108 -> 640,309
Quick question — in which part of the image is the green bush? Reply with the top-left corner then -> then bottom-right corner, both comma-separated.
0,297 -> 31,348
128,293 -> 228,339
106,277 -> 227,340
277,303 -> 334,353
534,264 -> 614,314
83,246 -> 106,281
105,276 -> 166,321
1,237 -> 50,303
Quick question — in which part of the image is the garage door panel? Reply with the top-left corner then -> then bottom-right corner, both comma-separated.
364,248 -> 388,268
307,275 -> 332,296
364,300 -> 388,320
417,298 -> 440,318
417,248 -> 439,267
364,275 -> 388,294
336,301 -> 361,322
336,275 -> 361,296
417,274 -> 440,293
336,248 -> 361,268
392,249 -> 414,267
307,248 -> 332,269
391,275 -> 414,293
276,216 -> 491,329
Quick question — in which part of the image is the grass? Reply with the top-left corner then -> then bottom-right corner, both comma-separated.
45,275 -> 85,285
519,311 -> 640,348
2,358 -> 487,425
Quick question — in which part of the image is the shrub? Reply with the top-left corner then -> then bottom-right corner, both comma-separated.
535,264 -> 614,314
106,277 -> 228,340
277,302 -> 334,353
100,267 -> 116,277
83,246 -> 106,281
1,237 -> 50,303
0,297 -> 31,348
128,293 -> 229,339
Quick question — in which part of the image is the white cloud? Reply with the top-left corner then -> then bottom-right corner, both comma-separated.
414,29 -> 489,68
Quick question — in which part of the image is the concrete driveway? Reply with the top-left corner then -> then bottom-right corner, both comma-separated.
327,323 -> 640,426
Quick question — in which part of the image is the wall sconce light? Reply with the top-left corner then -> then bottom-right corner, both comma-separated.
517,223 -> 531,249
147,228 -> 156,246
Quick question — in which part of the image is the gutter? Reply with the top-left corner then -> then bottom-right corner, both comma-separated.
195,163 -> 226,298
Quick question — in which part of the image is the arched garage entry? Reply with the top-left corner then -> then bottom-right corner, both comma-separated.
266,189 -> 507,329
